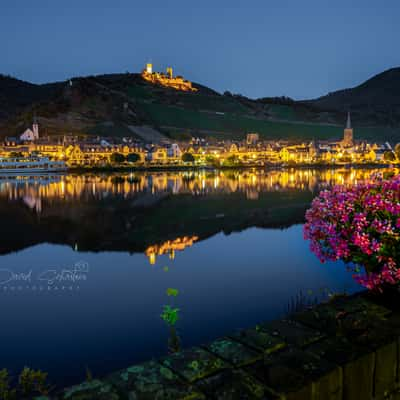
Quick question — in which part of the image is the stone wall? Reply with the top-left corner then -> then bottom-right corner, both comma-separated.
39,291 -> 400,399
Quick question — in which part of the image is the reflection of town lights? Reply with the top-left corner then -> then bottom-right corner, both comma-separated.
149,253 -> 156,265
214,177 -> 219,189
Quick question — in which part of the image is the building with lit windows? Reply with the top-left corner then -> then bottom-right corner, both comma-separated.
141,62 -> 197,92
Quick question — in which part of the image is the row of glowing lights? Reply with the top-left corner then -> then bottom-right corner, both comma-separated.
0,169 -> 391,200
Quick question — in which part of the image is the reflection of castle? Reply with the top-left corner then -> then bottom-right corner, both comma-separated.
145,236 -> 199,265
141,62 -> 197,92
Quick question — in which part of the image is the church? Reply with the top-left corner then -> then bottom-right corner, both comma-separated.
20,118 -> 39,141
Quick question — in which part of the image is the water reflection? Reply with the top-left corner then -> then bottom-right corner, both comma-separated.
145,236 -> 199,265
0,168 -> 394,257
0,167 -> 393,204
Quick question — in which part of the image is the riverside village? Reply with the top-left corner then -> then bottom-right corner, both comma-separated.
0,63 -> 398,170
0,111 -> 397,169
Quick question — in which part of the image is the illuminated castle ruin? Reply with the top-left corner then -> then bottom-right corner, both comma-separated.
141,62 -> 197,92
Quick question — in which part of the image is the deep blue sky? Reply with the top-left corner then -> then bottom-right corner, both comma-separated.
1,0 -> 399,99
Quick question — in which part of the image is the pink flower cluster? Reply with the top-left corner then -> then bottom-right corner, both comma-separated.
304,174 -> 400,291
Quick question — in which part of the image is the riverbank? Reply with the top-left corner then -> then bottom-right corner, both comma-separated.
41,290 -> 400,399
67,162 -> 394,174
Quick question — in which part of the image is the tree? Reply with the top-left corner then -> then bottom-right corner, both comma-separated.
181,153 -> 195,163
223,154 -> 241,166
383,151 -> 396,162
9,151 -> 24,158
126,153 -> 140,163
110,152 -> 126,164
205,155 -> 215,163
394,143 -> 400,160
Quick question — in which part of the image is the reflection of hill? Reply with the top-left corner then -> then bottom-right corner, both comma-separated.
0,190 -> 312,255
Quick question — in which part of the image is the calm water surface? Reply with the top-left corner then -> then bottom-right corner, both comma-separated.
0,168 -> 388,386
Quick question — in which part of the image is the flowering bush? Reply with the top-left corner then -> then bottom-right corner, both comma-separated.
304,174 -> 400,291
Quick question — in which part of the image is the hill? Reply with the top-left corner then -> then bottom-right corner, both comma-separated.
0,74 -> 62,121
0,73 -> 147,138
0,68 -> 399,142
307,67 -> 400,128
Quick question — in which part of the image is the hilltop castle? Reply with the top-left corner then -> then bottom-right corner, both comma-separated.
141,62 -> 197,92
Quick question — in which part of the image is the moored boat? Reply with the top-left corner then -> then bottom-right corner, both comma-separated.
0,157 -> 67,174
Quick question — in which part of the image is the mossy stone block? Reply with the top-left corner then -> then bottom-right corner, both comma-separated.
341,315 -> 397,349
161,347 -> 229,383
305,337 -> 367,366
245,348 -> 336,399
312,366 -> 343,400
335,295 -> 392,318
374,340 -> 398,398
203,337 -> 262,367
295,295 -> 391,337
391,391 -> 400,400
294,303 -> 341,335
229,327 -> 286,355
62,379 -> 120,400
195,369 -> 268,399
266,347 -> 337,383
245,359 -> 311,400
342,351 -> 375,400
259,319 -> 324,347
107,360 -> 204,400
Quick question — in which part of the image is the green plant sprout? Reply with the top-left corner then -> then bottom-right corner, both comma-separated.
161,305 -> 180,326
166,288 -> 179,297
161,286 -> 181,353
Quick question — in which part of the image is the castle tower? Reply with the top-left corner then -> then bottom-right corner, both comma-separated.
343,112 -> 353,147
166,67 -> 173,79
146,62 -> 153,74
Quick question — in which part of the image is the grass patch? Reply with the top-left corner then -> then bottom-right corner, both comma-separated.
137,102 -> 396,141
86,122 -> 139,138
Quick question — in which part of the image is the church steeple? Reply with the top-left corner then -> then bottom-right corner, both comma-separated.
342,111 -> 353,147
346,111 -> 351,129
32,112 -> 39,140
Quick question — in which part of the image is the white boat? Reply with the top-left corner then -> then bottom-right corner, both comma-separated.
0,157 -> 67,174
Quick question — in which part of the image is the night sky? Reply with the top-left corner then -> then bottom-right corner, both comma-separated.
1,0 -> 399,99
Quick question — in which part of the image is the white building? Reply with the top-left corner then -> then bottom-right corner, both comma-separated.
167,143 -> 182,159
20,120 -> 39,141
